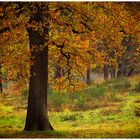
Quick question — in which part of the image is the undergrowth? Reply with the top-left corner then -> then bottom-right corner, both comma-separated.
0,76 -> 140,138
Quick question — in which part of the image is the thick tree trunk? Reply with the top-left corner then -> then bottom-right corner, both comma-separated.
104,64 -> 109,80
0,64 -> 2,93
24,30 -> 53,131
86,67 -> 91,85
24,4 -> 53,131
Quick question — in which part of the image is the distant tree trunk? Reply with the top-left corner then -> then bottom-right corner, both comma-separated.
109,51 -> 115,79
117,57 -> 125,78
86,67 -> 91,85
110,67 -> 115,79
121,58 -> 125,76
0,64 -> 2,93
24,4 -> 53,131
104,64 -> 109,80
117,69 -> 121,78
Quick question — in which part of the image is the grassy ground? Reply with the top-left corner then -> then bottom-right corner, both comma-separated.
0,76 -> 140,138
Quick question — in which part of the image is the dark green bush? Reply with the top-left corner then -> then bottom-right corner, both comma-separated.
86,86 -> 106,98
73,93 -> 86,109
48,90 -> 70,109
108,78 -> 131,90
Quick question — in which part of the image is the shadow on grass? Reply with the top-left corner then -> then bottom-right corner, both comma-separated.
1,126 -> 140,138
0,130 -> 73,138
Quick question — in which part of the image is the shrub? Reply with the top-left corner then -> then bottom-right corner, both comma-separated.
60,114 -> 76,121
108,78 -> 131,90
73,95 -> 86,110
48,90 -> 71,111
86,86 -> 106,98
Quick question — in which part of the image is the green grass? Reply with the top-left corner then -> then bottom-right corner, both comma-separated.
0,76 -> 140,138
0,103 -> 13,113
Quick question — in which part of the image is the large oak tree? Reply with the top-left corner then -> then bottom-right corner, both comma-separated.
0,2 -> 140,131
